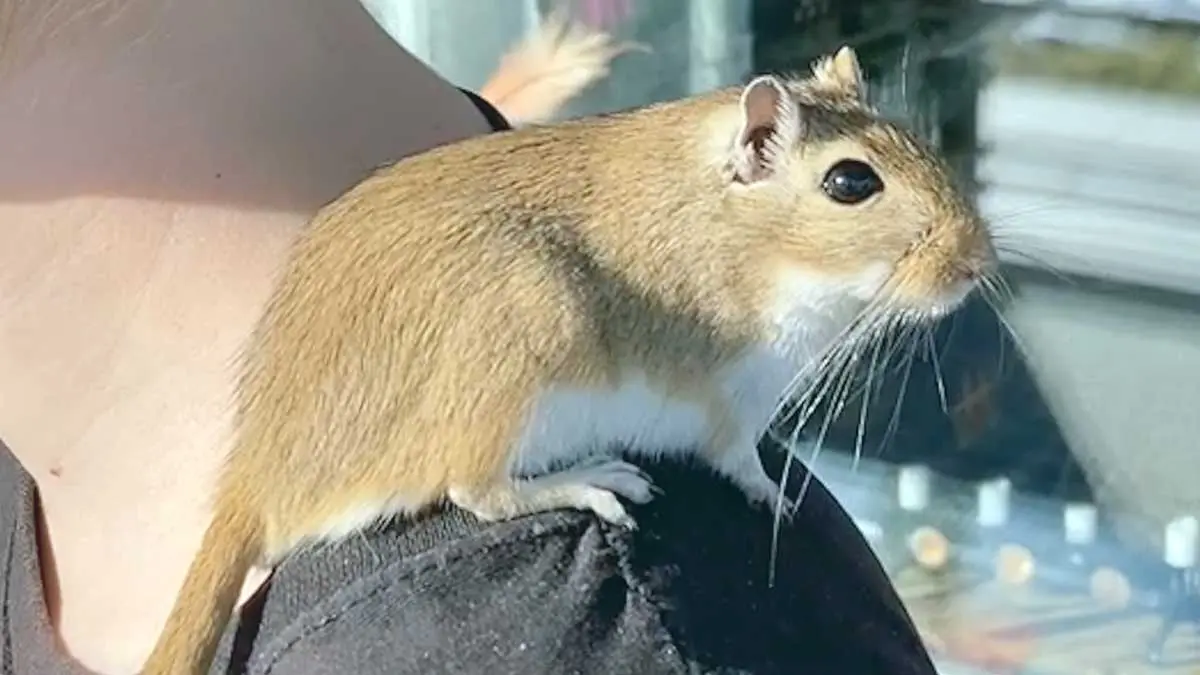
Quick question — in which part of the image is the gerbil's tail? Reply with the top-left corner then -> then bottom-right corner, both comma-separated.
140,502 -> 263,675
478,12 -> 643,127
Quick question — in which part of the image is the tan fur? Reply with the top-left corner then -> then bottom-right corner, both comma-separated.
479,12 -> 639,127
141,46 -> 995,674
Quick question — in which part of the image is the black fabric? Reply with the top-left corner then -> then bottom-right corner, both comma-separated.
208,457 -> 936,675
459,87 -> 513,132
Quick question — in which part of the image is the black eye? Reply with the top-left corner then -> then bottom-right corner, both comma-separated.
821,159 -> 883,205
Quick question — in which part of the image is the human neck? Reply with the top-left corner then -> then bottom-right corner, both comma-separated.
0,211 -> 299,486
0,2 -> 488,671
0,210 -> 295,673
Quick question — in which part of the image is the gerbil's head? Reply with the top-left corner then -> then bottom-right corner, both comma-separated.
708,46 -> 996,326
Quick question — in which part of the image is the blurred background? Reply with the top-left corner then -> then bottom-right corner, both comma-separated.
364,1 -> 1200,671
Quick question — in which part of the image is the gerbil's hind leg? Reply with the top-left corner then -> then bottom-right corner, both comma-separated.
449,459 -> 656,530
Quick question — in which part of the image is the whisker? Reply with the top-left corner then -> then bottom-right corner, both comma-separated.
768,326 -> 856,428
977,268 -> 1009,305
879,324 -> 920,456
768,366 -> 848,553
764,289 -> 918,584
794,340 -> 862,504
989,286 -> 1009,383
768,353 -> 846,586
852,335 -> 884,472
990,232 -> 1102,281
993,271 -> 1018,306
979,270 -> 1017,313
766,290 -> 894,426
981,288 -> 1032,362
995,245 -> 1077,288
926,326 -> 948,415
985,201 -> 1073,226
880,314 -> 912,377
767,314 -> 881,585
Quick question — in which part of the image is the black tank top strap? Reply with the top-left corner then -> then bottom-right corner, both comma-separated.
458,87 -> 512,133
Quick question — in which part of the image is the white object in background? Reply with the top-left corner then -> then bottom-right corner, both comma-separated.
976,477 -> 1012,528
1063,502 -> 1099,545
853,517 -> 884,543
1162,515 -> 1199,569
897,465 -> 932,512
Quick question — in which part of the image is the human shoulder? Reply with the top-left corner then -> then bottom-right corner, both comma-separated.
214,460 -> 936,675
216,508 -> 683,675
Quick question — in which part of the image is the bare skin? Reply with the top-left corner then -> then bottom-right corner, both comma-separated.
0,1 -> 492,672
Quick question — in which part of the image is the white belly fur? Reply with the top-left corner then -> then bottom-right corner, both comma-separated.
304,354 -> 802,547
510,349 -> 797,478
509,265 -> 884,479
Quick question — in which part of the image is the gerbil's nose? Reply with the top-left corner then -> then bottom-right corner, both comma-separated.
956,256 -> 993,284
970,236 -> 1000,280
890,217 -> 996,315
955,223 -> 998,284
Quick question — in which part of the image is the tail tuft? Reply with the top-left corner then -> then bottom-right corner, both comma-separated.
479,12 -> 647,127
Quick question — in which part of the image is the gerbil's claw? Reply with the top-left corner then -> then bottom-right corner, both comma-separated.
578,459 -> 658,505
773,494 -> 798,523
449,459 -> 656,530
551,456 -> 658,505
581,489 -> 639,530
532,459 -> 657,527
737,476 -> 795,521
759,482 -> 799,522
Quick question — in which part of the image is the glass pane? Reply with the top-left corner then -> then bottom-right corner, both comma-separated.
371,1 -> 1200,671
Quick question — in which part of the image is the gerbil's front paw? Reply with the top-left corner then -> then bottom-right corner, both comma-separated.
547,459 -> 659,530
566,458 -> 659,505
576,487 -> 639,530
453,460 -> 659,531
763,488 -> 798,523
707,446 -> 796,521
739,478 -> 796,521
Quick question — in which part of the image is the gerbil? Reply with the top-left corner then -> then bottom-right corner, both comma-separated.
142,45 -> 996,674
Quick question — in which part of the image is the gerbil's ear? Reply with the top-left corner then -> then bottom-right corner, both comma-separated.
729,75 -> 802,185
811,45 -> 866,102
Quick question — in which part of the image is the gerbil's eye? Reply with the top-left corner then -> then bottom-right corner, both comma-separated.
821,159 -> 883,205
